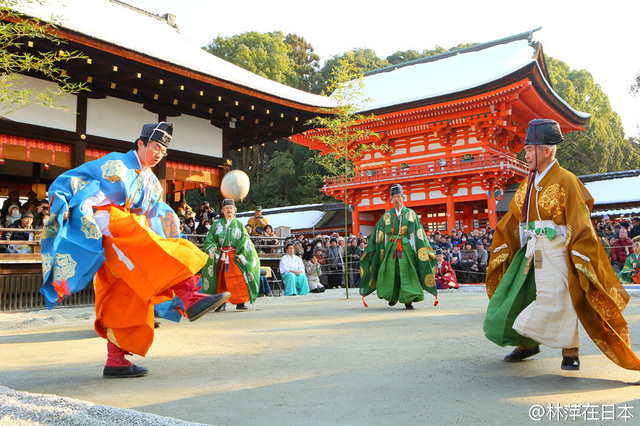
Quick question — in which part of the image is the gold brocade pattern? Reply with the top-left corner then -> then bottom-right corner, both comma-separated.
489,253 -> 509,270
587,290 -> 618,322
53,253 -> 77,282
512,184 -> 527,211
538,184 -> 566,220
41,253 -> 52,278
42,214 -> 59,239
608,286 -> 628,312
376,230 -> 385,244
425,274 -> 435,288
360,266 -> 364,276
153,179 -> 163,200
379,249 -> 385,261
417,228 -> 425,241
81,215 -> 101,240
370,276 -> 377,289
406,210 -> 415,223
565,225 -> 572,247
401,226 -> 407,236
593,338 -> 621,365
383,213 -> 391,226
575,263 -> 597,285
161,211 -> 179,238
101,159 -> 127,183
418,247 -> 429,261
428,252 -> 436,261
486,272 -> 503,298
69,177 -> 90,195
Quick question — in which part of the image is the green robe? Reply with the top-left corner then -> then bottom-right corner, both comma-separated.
201,217 -> 260,303
618,253 -> 640,284
359,206 -> 437,304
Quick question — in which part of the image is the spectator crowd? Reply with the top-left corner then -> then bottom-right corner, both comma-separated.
4,189 -> 640,287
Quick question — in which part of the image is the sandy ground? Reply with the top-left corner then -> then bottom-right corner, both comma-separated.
1,286 -> 640,425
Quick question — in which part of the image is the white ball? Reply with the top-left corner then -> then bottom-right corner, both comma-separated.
220,169 -> 250,201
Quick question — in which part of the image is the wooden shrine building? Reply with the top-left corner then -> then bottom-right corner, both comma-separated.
291,29 -> 590,236
0,0 -> 333,203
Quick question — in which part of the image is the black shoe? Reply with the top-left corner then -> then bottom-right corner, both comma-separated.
561,356 -> 580,371
103,365 -> 149,378
388,300 -> 397,307
214,303 -> 226,312
186,292 -> 230,321
153,321 -> 161,329
404,303 -> 414,310
236,303 -> 248,310
503,345 -> 540,362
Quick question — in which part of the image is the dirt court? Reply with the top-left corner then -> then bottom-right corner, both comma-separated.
1,287 -> 640,425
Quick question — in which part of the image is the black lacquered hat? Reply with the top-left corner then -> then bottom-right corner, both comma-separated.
390,184 -> 403,196
140,122 -> 174,147
524,119 -> 563,145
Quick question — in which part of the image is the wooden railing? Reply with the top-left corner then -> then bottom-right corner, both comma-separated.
323,153 -> 529,190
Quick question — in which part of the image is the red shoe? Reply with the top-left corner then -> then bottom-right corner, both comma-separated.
173,276 -> 230,321
104,340 -> 148,378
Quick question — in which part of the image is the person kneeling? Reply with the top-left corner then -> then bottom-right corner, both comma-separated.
279,243 -> 310,296
305,253 -> 325,293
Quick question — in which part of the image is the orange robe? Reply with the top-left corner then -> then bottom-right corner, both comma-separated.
486,161 -> 640,370
94,207 -> 207,356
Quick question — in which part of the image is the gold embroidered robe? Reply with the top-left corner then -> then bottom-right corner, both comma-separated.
486,161 -> 640,370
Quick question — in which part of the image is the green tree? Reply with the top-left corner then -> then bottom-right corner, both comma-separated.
204,31 -> 299,87
0,0 -> 87,117
228,140 -> 332,212
306,53 -> 389,297
311,48 -> 390,94
284,33 -> 320,92
546,56 -> 640,174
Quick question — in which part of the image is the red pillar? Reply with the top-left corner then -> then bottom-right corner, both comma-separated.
352,207 -> 360,235
446,195 -> 456,232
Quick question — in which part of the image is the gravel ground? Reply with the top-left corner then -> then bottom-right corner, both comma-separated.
1,285 -> 639,425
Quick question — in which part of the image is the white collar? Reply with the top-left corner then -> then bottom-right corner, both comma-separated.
395,207 -> 403,216
534,159 -> 556,185
133,149 -> 145,169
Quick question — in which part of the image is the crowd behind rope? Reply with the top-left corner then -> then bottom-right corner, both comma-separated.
2,191 -> 640,284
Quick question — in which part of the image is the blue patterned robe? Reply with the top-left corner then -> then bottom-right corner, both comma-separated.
40,150 -> 182,309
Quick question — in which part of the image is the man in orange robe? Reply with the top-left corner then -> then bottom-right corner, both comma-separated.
41,122 -> 230,378
484,119 -> 640,373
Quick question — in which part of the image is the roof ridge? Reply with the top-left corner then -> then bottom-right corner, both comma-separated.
107,0 -> 179,31
364,27 -> 542,78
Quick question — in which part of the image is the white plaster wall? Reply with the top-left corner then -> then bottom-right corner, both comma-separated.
2,76 -> 76,131
171,114 -> 222,157
393,147 -> 407,156
358,198 -> 370,206
373,197 -> 384,205
429,190 -> 445,199
471,186 -> 485,195
410,192 -> 426,201
87,97 -> 156,141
